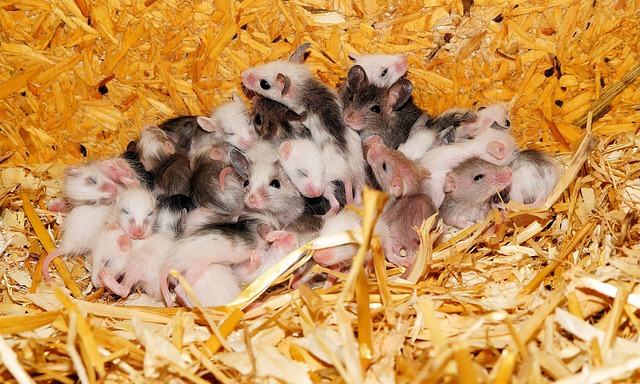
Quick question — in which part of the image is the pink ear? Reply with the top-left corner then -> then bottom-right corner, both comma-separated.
278,141 -> 293,160
163,142 -> 176,155
197,116 -> 216,133
117,234 -> 132,252
276,73 -> 291,96
391,177 -> 403,198
487,141 -> 508,160
443,174 -> 456,193
209,147 -> 224,161
63,165 -> 80,176
257,223 -> 272,241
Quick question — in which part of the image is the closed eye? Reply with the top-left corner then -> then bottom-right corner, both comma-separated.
474,174 -> 484,181
298,170 -> 307,178
86,176 -> 97,185
121,208 -> 129,215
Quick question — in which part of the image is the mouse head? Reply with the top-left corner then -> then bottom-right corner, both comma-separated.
137,125 -> 176,172
251,96 -> 308,140
367,142 -> 430,198
348,53 -> 408,88
241,44 -> 313,109
114,187 -> 157,240
63,163 -> 120,204
197,93 -> 258,150
475,103 -> 510,130
443,158 -> 512,204
277,139 -> 325,198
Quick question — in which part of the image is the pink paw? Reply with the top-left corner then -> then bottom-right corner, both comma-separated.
117,234 -> 132,252
48,198 -> 67,212
265,230 -> 297,248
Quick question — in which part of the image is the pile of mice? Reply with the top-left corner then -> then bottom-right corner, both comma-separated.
42,43 -> 560,307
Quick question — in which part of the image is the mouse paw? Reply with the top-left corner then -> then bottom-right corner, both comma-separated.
48,198 -> 67,213
265,230 -> 297,248
385,251 -> 414,268
117,234 -> 132,252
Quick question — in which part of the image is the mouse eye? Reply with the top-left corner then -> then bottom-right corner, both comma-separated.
85,176 -> 97,185
260,80 -> 270,90
371,105 -> 381,113
121,208 -> 129,215
382,162 -> 387,172
348,95 -> 354,102
242,180 -> 249,189
147,211 -> 154,217
298,170 -> 307,178
270,179 -> 281,188
474,174 -> 484,181
504,119 -> 511,127
477,106 -> 486,111
254,114 -> 262,126
381,68 -> 388,77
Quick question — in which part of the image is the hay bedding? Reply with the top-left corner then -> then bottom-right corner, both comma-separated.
0,0 -> 639,382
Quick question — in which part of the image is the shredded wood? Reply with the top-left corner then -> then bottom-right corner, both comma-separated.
1,0 -> 640,382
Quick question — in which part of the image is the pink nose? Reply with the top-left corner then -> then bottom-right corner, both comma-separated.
496,168 -> 512,184
130,226 -> 147,239
344,111 -> 362,128
247,194 -> 263,208
304,185 -> 323,198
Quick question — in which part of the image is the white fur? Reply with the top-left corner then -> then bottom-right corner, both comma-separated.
137,125 -> 174,171
90,227 -> 134,288
176,263 -> 241,307
62,163 -> 119,204
278,139 -> 326,198
508,150 -> 560,206
349,53 -> 408,88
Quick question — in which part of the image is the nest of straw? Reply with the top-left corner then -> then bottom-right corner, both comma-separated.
1,0 -> 640,382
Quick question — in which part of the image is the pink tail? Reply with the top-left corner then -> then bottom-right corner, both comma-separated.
41,248 -> 64,282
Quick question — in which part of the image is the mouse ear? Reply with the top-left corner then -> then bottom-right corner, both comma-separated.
387,79 -> 414,111
347,65 -> 368,93
229,148 -> 251,180
486,141 -> 509,161
63,165 -> 81,176
197,116 -> 219,133
443,173 -> 457,193
289,43 -> 311,64
208,147 -> 225,161
286,109 -> 306,122
276,73 -> 292,96
257,223 -> 273,240
278,141 -> 293,160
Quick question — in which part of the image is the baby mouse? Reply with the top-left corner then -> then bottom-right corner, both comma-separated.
439,157 -> 512,229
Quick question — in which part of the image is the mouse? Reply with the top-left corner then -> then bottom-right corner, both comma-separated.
48,161 -> 121,212
155,194 -> 196,238
152,152 -> 193,197
366,140 -> 436,267
136,124 -> 176,173
340,65 -> 423,150
439,157 -> 513,228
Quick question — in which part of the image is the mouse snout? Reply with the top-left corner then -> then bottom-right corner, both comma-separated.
246,190 -> 266,209
395,56 -> 408,72
127,220 -> 150,239
303,184 -> 323,198
241,71 -> 256,88
495,167 -> 512,185
344,110 -> 363,129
